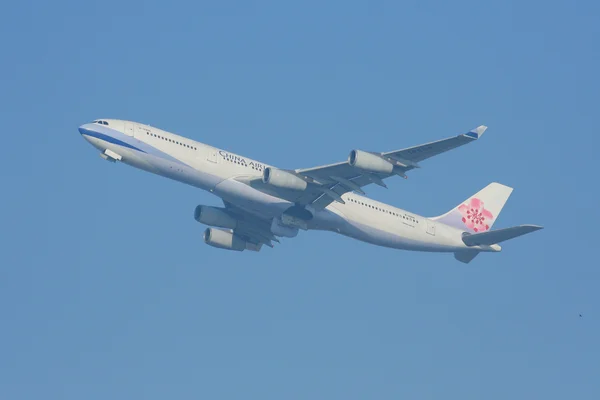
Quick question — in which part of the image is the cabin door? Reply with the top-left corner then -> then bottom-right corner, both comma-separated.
124,122 -> 134,137
426,221 -> 436,236
207,148 -> 218,163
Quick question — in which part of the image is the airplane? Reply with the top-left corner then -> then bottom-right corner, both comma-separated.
78,119 -> 542,263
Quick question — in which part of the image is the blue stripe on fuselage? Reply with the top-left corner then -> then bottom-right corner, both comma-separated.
79,127 -> 145,152
79,124 -> 190,166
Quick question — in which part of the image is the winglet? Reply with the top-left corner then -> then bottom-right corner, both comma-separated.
463,125 -> 487,139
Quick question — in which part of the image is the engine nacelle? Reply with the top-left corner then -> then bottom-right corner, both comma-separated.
194,206 -> 237,229
262,167 -> 308,191
271,217 -> 299,238
203,228 -> 246,251
348,149 -> 394,174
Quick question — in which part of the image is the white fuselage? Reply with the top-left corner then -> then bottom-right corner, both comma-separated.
79,119 -> 495,253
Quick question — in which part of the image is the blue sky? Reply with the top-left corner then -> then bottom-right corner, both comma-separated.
1,0 -> 599,398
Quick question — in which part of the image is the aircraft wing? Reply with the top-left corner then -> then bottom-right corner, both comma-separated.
247,125 -> 487,210
222,201 -> 281,249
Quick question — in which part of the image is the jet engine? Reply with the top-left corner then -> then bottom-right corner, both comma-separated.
203,228 -> 246,251
262,167 -> 308,191
348,149 -> 394,174
271,217 -> 299,238
194,206 -> 237,229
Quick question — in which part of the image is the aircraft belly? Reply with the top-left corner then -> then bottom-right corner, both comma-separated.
213,178 -> 293,218
87,136 -> 223,191
343,220 -> 436,251
124,152 -> 222,191
330,207 -> 463,252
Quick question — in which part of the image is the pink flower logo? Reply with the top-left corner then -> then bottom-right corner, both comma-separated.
458,198 -> 493,232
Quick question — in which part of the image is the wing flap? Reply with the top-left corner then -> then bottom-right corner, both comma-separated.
222,201 -> 279,248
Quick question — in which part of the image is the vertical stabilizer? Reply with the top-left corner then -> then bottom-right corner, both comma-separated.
432,183 -> 513,233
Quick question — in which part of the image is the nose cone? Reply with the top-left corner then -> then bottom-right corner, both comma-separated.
79,123 -> 98,145
78,123 -> 94,136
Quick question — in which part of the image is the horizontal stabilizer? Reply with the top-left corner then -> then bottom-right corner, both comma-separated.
462,224 -> 543,246
454,250 -> 479,264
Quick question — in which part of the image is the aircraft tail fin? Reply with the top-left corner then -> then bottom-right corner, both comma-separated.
432,182 -> 513,233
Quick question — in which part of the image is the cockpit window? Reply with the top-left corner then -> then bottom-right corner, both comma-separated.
102,121 -> 109,125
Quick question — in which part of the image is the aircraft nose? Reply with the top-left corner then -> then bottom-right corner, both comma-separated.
78,123 -> 96,144
79,123 -> 93,135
